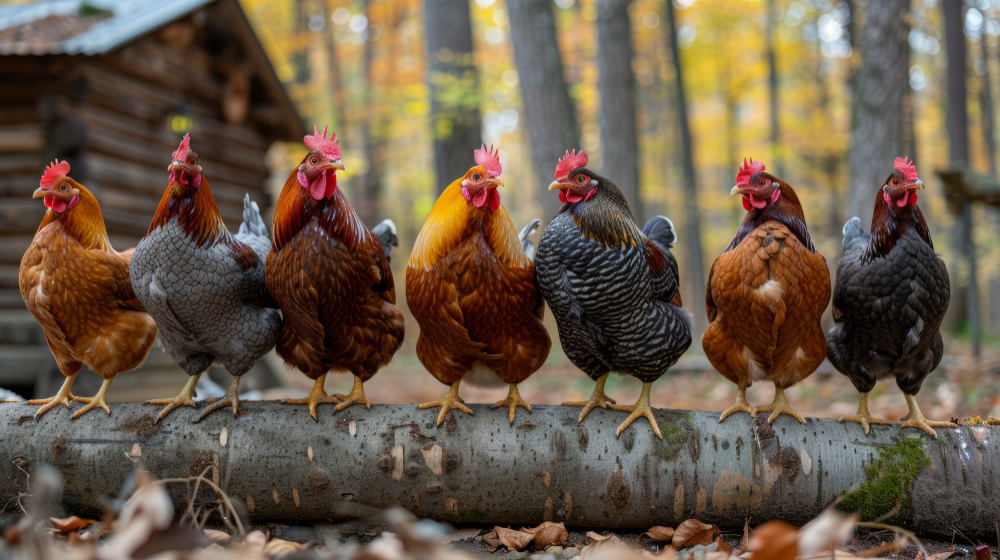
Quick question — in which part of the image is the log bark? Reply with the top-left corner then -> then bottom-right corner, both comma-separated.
1,403 -> 997,538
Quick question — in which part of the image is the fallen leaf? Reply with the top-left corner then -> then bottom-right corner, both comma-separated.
639,526 -> 675,547
975,546 -> 991,560
245,530 -> 268,550
734,518 -> 751,555
481,529 -> 501,548
495,526 -> 534,550
50,516 -> 98,533
204,529 -> 231,543
657,545 -> 679,559
748,520 -> 798,560
264,538 -> 301,557
523,521 -> 568,547
587,531 -> 615,542
581,533 -> 634,559
927,546 -> 957,560
798,510 -> 856,557
672,519 -> 719,548
715,537 -> 733,555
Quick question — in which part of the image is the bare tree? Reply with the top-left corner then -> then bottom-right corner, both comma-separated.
506,0 -> 582,222
846,0 -> 910,229
665,0 -> 706,337
765,0 -> 782,177
424,0 -> 482,192
355,0 -> 380,225
942,0 -> 980,357
322,0 -> 348,131
596,0 -> 642,222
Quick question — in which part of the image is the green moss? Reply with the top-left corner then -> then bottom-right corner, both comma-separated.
837,436 -> 930,522
651,411 -> 693,459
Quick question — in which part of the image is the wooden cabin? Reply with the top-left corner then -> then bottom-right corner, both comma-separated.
0,0 -> 304,399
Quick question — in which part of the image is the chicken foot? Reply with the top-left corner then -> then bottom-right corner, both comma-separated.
333,375 -> 371,412
563,372 -> 616,422
196,376 -> 241,422
419,380 -> 473,426
839,392 -> 890,434
146,374 -> 201,424
718,385 -> 757,423
756,386 -> 805,425
285,373 -> 343,420
26,373 -> 92,419
71,378 -> 114,418
492,383 -> 531,424
900,394 -> 957,439
609,381 -> 662,439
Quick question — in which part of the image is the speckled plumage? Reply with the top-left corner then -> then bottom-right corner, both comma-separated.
535,173 -> 691,384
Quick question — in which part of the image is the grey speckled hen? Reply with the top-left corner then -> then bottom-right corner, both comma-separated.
535,149 -> 691,439
129,134 -> 281,423
826,157 -> 953,438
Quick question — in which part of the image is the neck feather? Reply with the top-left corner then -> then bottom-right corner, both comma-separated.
148,175 -> 226,245
725,185 -> 814,252
39,184 -> 112,251
864,192 -> 932,260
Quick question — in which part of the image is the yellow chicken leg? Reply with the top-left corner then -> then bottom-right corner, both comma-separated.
492,383 -> 531,423
719,385 -> 757,423
27,373 -> 91,419
839,392 -> 890,434
757,387 -> 805,425
72,378 -> 113,418
419,380 -> 473,426
285,373 -> 343,419
900,394 -> 957,439
195,376 -> 241,422
146,374 -> 201,424
610,381 -> 662,439
563,372 -> 616,422
333,375 -> 371,412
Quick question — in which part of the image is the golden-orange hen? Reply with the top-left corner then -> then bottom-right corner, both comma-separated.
406,146 -> 550,425
19,160 -> 157,418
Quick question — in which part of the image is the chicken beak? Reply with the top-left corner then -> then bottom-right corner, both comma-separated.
905,178 -> 924,190
326,160 -> 346,172
730,185 -> 748,196
548,180 -> 568,191
488,176 -> 504,188
32,187 -> 48,199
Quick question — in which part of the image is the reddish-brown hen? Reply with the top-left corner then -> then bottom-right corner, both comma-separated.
267,126 -> 404,418
19,160 -> 157,419
406,146 -> 550,425
703,158 -> 830,424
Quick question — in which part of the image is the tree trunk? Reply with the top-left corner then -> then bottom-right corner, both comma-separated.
942,0 -> 980,358
2,403 -> 998,538
424,0 -> 482,193
355,0 -> 380,226
664,0 -> 706,338
979,31 -> 1000,332
322,0 -> 348,131
765,0 -> 782,177
846,0 -> 909,229
596,0 -> 642,222
506,0 -> 582,222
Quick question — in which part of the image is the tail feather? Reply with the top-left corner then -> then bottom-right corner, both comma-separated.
518,218 -> 542,261
371,219 -> 398,262
643,215 -> 677,250
841,216 -> 866,249
238,194 -> 268,238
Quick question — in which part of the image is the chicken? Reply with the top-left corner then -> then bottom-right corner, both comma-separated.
130,134 -> 281,423
827,158 -> 953,438
19,160 -> 157,418
406,145 -> 550,425
704,158 -> 830,425
266,126 -> 404,418
535,149 -> 691,438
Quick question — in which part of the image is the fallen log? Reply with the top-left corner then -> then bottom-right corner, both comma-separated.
0,402 -> 996,538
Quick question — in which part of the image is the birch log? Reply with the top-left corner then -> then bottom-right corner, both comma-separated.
0,402 -> 996,537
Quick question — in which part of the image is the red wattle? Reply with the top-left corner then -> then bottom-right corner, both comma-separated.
742,196 -> 751,211
310,173 -> 327,200
884,192 -> 893,206
558,190 -> 567,203
472,188 -> 489,208
324,172 -> 337,198
489,189 -> 501,211
748,193 -> 767,209
909,191 -> 918,205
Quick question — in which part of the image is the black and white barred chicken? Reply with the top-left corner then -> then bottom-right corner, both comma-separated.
535,150 -> 691,438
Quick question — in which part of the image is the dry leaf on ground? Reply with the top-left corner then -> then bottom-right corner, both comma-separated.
523,521 -> 568,547
495,526 -> 534,550
204,529 -> 231,544
747,520 -> 798,560
975,546 -> 991,560
581,533 -> 635,560
929,546 -> 957,560
244,530 -> 268,550
798,510 -> 856,557
587,531 -> 615,543
734,518 -> 751,555
639,526 -> 675,547
672,519 -> 719,548
481,529 -> 502,549
263,538 -> 300,557
715,537 -> 733,554
50,516 -> 98,534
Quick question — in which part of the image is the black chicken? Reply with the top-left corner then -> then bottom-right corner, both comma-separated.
535,150 -> 692,438
827,157 -> 953,438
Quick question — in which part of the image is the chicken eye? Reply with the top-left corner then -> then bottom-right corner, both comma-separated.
576,175 -> 588,184
188,157 -> 196,165
310,157 -> 319,165
60,184 -> 67,191
472,173 -> 481,181
757,179 -> 766,187
891,178 -> 899,186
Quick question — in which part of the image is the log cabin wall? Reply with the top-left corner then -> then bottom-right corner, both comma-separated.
0,0 -> 303,398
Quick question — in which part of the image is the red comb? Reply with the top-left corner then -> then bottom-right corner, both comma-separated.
735,157 -> 766,185
555,149 -> 588,180
304,125 -> 341,160
893,156 -> 919,182
474,144 -> 502,177
40,159 -> 71,189
172,133 -> 193,162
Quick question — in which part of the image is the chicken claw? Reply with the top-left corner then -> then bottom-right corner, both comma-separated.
419,380 -> 473,426
756,387 -> 805,425
333,375 -> 371,412
610,381 -> 661,439
718,386 -> 757,423
900,394 -> 956,439
195,376 -> 241,422
839,392 -> 890,434
492,383 -> 531,423
27,374 -> 93,419
285,373 -> 342,420
563,372 -> 616,422
72,378 -> 113,418
146,374 -> 201,424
